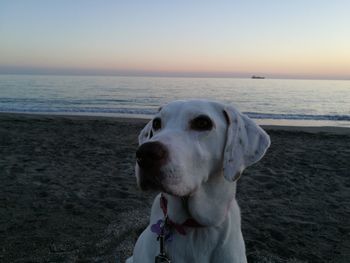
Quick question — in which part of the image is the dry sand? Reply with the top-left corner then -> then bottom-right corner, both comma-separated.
0,113 -> 349,262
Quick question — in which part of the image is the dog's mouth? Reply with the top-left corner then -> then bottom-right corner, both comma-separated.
137,168 -> 186,196
139,177 -> 193,198
139,175 -> 162,191
137,167 -> 164,191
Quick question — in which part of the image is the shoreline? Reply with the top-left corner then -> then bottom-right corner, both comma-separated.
1,111 -> 350,135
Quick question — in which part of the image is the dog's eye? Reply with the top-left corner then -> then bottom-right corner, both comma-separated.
191,115 -> 213,131
152,118 -> 162,131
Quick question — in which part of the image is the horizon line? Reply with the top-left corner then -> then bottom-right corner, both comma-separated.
0,66 -> 349,81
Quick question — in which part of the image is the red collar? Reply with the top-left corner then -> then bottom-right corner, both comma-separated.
160,194 -> 204,235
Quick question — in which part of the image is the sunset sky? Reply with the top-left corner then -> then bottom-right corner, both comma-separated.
1,0 -> 349,79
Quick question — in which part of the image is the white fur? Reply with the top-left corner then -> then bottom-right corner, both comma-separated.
127,100 -> 270,263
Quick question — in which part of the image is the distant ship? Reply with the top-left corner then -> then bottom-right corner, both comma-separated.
251,75 -> 265,79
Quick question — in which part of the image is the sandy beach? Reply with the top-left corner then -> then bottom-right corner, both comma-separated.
0,113 -> 349,263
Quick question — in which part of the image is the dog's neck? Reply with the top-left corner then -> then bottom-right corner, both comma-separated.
161,193 -> 192,224
162,172 -> 237,227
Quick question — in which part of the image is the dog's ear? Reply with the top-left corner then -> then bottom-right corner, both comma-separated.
222,106 -> 270,182
138,120 -> 153,145
139,106 -> 164,145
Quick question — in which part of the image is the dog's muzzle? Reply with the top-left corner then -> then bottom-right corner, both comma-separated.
136,141 -> 169,190
136,141 -> 168,168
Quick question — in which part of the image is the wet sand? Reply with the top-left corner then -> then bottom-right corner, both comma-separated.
0,113 -> 349,262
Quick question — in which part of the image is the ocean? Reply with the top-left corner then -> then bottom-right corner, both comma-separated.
0,74 -> 349,127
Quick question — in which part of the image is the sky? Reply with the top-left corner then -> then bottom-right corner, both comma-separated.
0,0 -> 349,79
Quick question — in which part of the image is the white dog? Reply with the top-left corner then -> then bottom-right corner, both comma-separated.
127,100 -> 270,263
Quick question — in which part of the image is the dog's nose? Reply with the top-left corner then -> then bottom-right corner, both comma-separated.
136,142 -> 168,168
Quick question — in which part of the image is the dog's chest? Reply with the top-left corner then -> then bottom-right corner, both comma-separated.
164,228 -> 221,263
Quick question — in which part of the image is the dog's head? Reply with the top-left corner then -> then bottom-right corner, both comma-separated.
135,100 -> 270,197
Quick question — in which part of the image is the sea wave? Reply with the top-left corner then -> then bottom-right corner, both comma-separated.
0,106 -> 156,115
244,112 -> 350,121
0,104 -> 349,122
